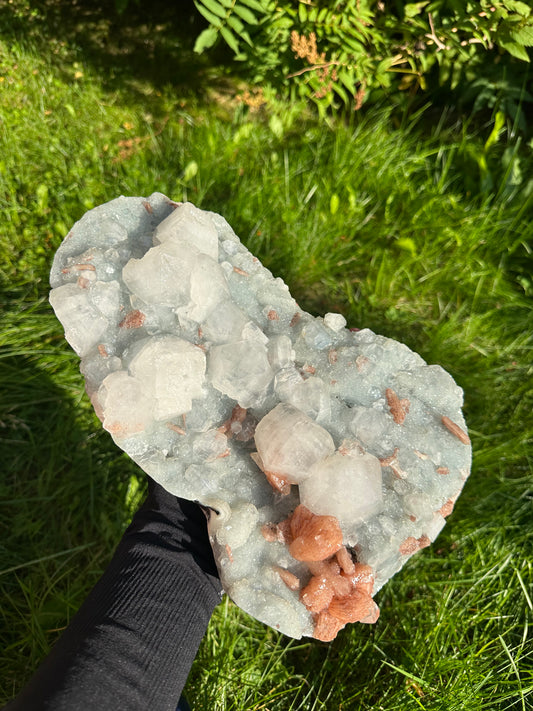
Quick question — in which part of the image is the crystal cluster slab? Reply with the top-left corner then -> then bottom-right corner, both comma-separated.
49,193 -> 472,641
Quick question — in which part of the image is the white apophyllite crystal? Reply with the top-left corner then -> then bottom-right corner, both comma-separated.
267,335 -> 294,370
179,254 -> 230,324
96,370 -> 152,437
128,336 -> 206,420
285,376 -> 331,422
90,281 -> 121,320
254,403 -> 335,483
202,299 -> 247,344
299,449 -> 383,535
323,312 -> 347,332
122,241 -> 196,307
208,340 -> 273,407
49,194 -> 472,642
213,501 -> 259,550
49,283 -> 109,356
153,201 -> 219,260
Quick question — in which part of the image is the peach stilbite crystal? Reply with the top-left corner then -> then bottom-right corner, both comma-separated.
287,505 -> 343,562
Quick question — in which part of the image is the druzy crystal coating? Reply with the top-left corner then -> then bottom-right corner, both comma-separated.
49,193 -> 472,640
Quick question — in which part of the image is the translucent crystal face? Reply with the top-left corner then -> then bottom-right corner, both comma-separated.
128,337 -> 206,421
299,449 -> 383,534
49,194 -> 472,641
254,403 -> 335,484
208,340 -> 273,408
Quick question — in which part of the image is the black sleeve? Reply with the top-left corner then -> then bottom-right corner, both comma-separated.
4,480 -> 223,711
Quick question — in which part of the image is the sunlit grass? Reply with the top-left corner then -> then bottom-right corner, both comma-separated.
1,16 -> 532,711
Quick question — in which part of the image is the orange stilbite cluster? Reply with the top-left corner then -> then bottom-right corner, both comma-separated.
268,504 -> 380,641
288,504 -> 343,562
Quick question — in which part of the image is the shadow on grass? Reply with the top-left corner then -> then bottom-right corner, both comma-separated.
0,336 -> 141,699
0,0 -> 235,101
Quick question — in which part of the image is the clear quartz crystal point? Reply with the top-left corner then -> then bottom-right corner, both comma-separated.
49,193 -> 472,641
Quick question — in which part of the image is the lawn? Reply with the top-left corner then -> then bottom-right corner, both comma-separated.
1,1 -> 532,709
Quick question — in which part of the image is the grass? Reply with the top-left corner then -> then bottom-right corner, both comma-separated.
1,2 -> 532,708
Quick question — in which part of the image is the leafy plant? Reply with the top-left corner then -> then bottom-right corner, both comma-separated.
193,0 -> 264,54
192,0 -> 533,115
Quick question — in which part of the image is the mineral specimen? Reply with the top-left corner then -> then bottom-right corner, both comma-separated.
49,193 -> 472,641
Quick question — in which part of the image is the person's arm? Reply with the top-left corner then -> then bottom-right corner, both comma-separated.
5,480 -> 222,711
